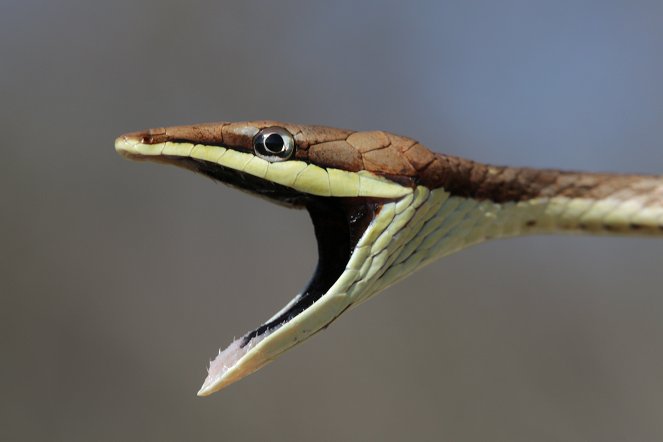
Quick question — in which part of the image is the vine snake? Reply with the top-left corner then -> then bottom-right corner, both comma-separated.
115,120 -> 663,396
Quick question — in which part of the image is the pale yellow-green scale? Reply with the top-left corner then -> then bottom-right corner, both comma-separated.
331,186 -> 663,309
184,143 -> 410,199
120,139 -> 663,308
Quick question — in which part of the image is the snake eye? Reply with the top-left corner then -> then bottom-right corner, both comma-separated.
253,127 -> 295,162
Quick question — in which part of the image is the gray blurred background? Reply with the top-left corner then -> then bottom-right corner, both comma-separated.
3,1 -> 663,441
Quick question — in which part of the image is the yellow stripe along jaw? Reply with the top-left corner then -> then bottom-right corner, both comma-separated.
115,135 -> 416,395
115,138 -> 412,199
115,124 -> 663,396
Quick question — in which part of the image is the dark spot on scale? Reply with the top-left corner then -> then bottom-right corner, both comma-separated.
602,224 -> 618,232
629,223 -> 643,230
526,220 -> 537,227
578,223 -> 588,230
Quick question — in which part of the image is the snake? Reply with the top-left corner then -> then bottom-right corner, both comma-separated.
115,120 -> 663,396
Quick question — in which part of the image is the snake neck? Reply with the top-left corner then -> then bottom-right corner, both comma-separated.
419,153 -> 663,236
338,163 -> 663,306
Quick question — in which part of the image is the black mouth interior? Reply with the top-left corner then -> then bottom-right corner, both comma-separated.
174,157 -> 384,347
241,197 -> 379,345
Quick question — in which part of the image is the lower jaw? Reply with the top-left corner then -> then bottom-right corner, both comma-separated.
196,197 -> 388,395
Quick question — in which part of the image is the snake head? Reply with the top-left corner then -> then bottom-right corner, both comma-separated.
118,120 -> 663,396
116,120 -> 436,395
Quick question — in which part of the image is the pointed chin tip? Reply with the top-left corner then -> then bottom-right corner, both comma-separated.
197,367 -> 253,397
196,384 -> 216,397
197,373 -> 229,397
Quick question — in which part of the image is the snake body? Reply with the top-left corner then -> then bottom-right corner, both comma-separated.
116,120 -> 663,395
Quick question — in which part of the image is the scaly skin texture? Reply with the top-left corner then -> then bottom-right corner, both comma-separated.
116,120 -> 663,395
123,119 -> 663,219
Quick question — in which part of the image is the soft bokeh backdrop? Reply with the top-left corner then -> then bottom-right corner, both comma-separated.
3,1 -> 663,441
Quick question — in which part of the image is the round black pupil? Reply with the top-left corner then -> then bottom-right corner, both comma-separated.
264,133 -> 284,154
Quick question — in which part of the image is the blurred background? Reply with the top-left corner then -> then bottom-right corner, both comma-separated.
3,1 -> 663,440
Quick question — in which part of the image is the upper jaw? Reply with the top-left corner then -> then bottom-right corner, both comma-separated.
114,134 -> 141,158
115,132 -> 167,159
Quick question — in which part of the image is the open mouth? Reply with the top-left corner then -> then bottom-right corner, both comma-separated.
189,157 -> 385,394
115,130 -> 414,395
116,120 -> 663,397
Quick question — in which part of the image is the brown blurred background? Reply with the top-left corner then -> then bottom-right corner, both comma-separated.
3,1 -> 663,441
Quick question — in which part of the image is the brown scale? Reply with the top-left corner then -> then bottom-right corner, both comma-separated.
126,120 -> 663,215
